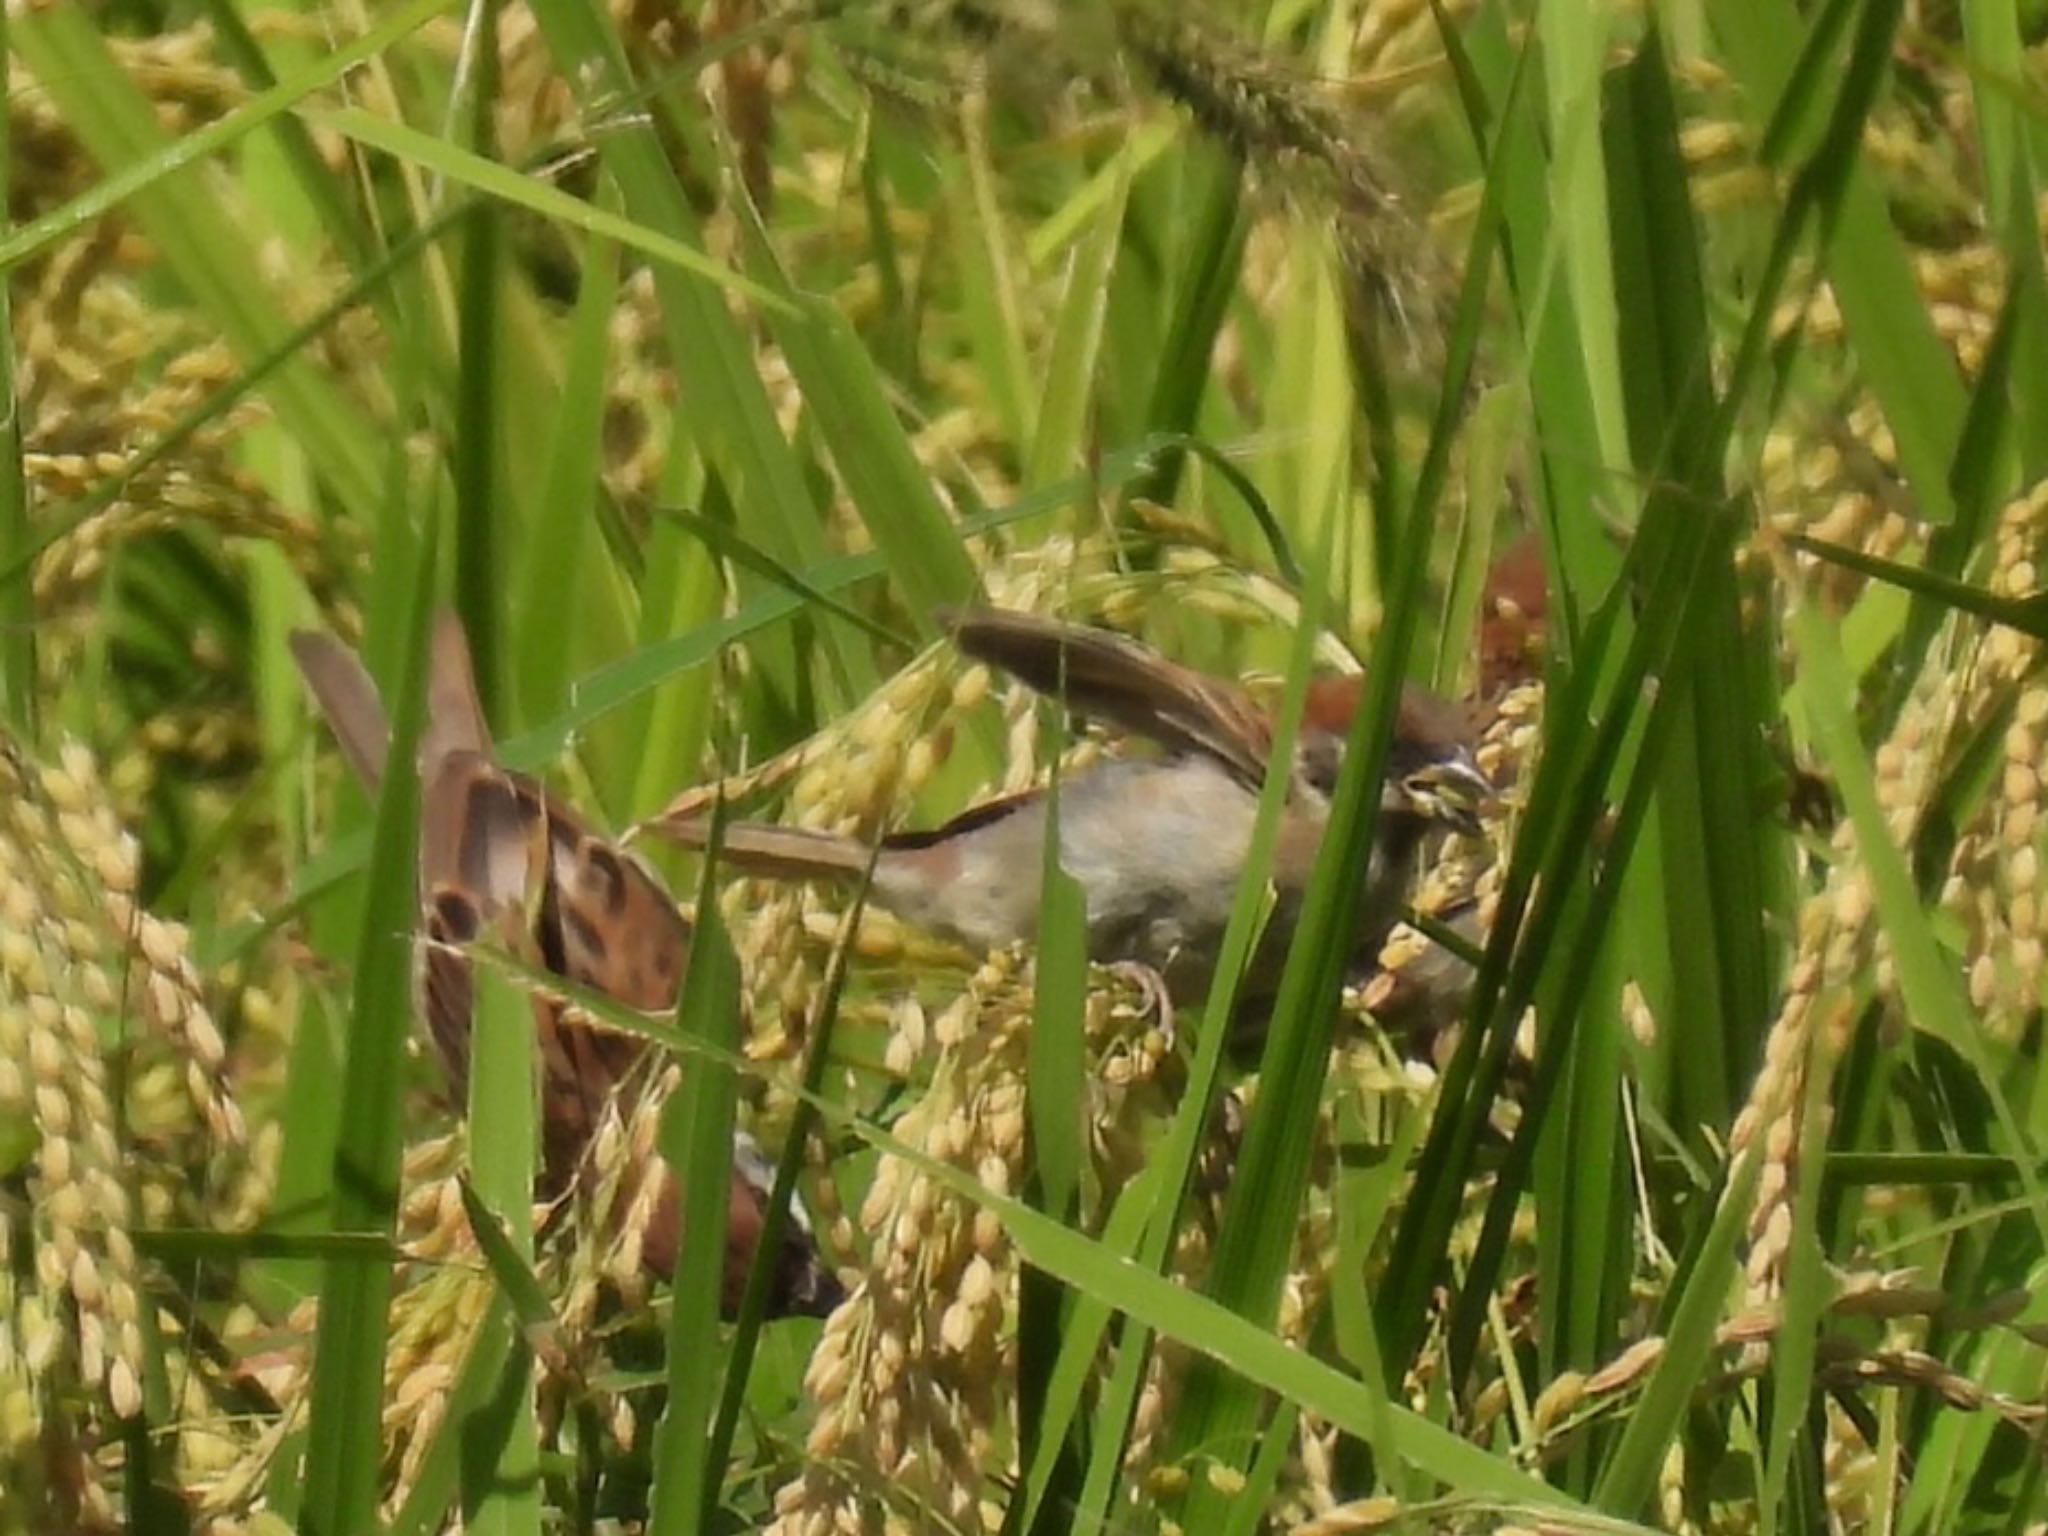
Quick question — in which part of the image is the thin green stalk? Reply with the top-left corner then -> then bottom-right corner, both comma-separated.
0,0 -> 31,737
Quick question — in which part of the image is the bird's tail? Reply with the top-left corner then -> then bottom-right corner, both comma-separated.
289,609 -> 493,791
654,818 -> 874,882
289,630 -> 391,791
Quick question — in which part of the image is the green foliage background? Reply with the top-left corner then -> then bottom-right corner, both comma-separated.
1,0 -> 2046,1531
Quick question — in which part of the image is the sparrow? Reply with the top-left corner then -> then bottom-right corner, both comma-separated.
645,608 -> 1494,1010
1478,530 -> 1549,697
292,611 -> 840,1319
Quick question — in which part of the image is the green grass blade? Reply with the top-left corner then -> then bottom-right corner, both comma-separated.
0,0 -> 30,739
305,106 -> 787,312
1459,2 -> 1627,648
1011,1162 -> 1162,1533
654,509 -> 912,650
1017,755 -> 1089,1504
525,0 -> 867,710
718,158 -> 981,634
1068,574 -> 1331,1531
1536,0 -> 1630,495
386,1290 -> 519,1536
646,807 -> 745,1535
702,860 -> 872,1500
945,121 -> 1036,453
1895,278 -> 2024,694
1134,149 -> 1248,507
1609,6 -> 1778,1200
458,952 -> 541,1531
1168,38 -> 1524,1517
1789,534 -> 2048,638
195,0 -> 381,275
1027,770 -> 1088,1227
1592,1145 -> 1763,1514
514,214 -> 627,731
1023,139 -> 1134,496
10,5 -> 406,518
298,518 -> 441,1533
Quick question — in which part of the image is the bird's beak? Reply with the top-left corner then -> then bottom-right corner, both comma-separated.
1398,753 -> 1496,837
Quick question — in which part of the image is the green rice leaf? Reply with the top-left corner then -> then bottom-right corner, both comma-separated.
646,802 -> 745,1535
297,516 -> 441,1533
304,106 -> 787,312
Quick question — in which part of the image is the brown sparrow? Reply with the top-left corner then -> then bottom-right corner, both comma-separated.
292,612 -> 839,1318
1478,530 -> 1549,697
645,608 -> 1493,1008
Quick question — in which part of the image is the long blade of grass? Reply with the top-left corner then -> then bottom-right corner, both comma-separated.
513,209 -> 629,732
1069,554 -> 1332,1533
194,0 -> 381,276
298,518 -> 441,1533
1023,138 -> 1134,497
1133,148 -> 1249,508
701,855 -> 875,1498
945,115 -> 1036,453
718,161 -> 981,640
1010,1161 -> 1164,1533
451,5 -> 508,724
1016,730 -> 1089,1507
1788,534 -> 2048,636
1591,1144 -> 1763,1513
1167,36 -> 1525,1523
645,801 -> 745,1534
458,951 -> 541,1531
0,0 -> 29,738
525,0 -> 865,708
385,1290 -> 519,1536
654,509 -> 912,651
1892,276 -> 2024,697
306,106 -> 786,311
1455,0 -> 1628,655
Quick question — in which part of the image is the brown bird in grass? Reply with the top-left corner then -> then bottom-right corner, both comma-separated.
1477,530 -> 1550,698
291,612 -> 840,1318
646,608 -> 1494,1010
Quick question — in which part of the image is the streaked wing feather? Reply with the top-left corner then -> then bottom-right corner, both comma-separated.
940,607 -> 1274,787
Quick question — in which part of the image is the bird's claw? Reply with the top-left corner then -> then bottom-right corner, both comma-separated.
1103,959 -> 1176,1053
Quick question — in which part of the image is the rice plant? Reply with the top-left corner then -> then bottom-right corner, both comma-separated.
0,1 -> 2044,1532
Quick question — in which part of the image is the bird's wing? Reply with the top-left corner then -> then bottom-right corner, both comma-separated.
938,606 -> 1276,789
